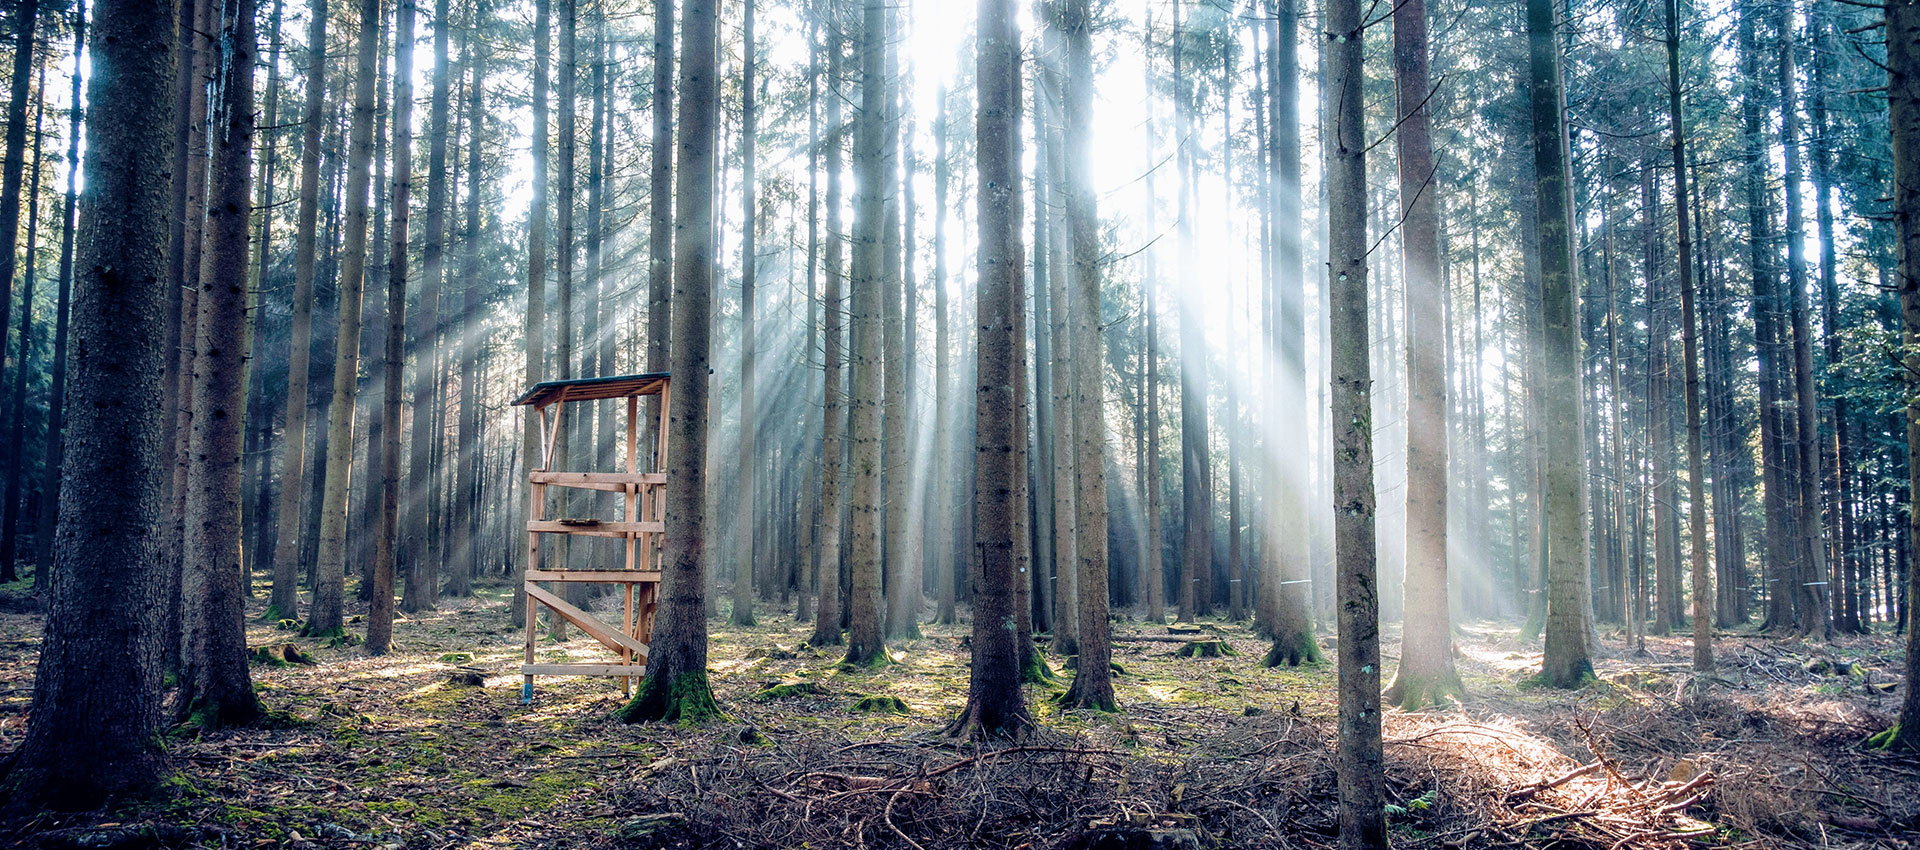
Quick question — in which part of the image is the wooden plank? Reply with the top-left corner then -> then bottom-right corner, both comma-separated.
531,471 -> 667,487
522,663 -> 650,677
526,520 -> 665,535
525,568 -> 663,583
525,583 -> 650,656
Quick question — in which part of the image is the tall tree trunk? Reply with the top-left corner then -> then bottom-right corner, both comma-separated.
179,0 -> 262,725
1889,0 -> 1920,752
1326,0 -> 1385,840
1385,0 -> 1461,708
845,0 -> 890,666
270,0 -> 326,620
0,0 -> 174,806
1664,0 -> 1713,670
811,11 -> 846,647
945,0 -> 1031,739
617,0 -> 721,726
1738,0 -> 1792,634
32,0 -> 84,584
1056,0 -> 1113,712
0,0 -> 39,534
1778,0 -> 1831,640
450,0 -> 487,600
307,0 -> 385,640
405,0 -> 453,613
1260,0 -> 1317,666
1,59 -> 46,584
881,0 -> 917,641
646,0 -> 673,428
1529,0 -> 1594,687
550,0 -> 578,616
164,0 -> 214,674
369,0 -> 416,655
1037,50 -> 1075,650
933,84 -> 957,626
1172,0 -> 1211,622
1811,5 -> 1856,634
516,0 -> 550,629
734,0 -> 759,627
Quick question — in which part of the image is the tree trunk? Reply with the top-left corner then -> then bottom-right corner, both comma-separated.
32,0 -> 83,584
1056,0 -> 1113,713
0,0 -> 176,805
1385,0 -> 1461,708
369,0 -> 416,656
271,0 -> 326,622
617,0 -> 721,726
307,0 -> 384,640
1664,0 -> 1713,671
179,0 -> 262,726
0,0 -> 39,548
1,59 -> 47,584
404,0 -> 454,613
811,13 -> 846,648
1777,1 -> 1831,640
516,0 -> 550,629
449,0 -> 488,600
1888,0 -> 1920,752
1529,0 -> 1594,687
734,0 -> 759,627
945,0 -> 1031,740
845,0 -> 890,667
933,84 -> 957,626
1172,0 -> 1210,622
1326,0 -> 1385,841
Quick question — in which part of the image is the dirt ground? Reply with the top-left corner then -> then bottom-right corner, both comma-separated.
0,581 -> 1915,849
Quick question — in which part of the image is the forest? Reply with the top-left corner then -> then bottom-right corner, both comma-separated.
0,0 -> 1918,846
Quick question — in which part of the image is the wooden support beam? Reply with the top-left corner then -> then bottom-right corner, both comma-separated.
525,568 -> 664,583
526,520 -> 666,535
524,583 -> 650,656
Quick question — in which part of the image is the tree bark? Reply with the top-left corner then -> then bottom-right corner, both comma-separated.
516,0 -> 550,629
1663,0 -> 1713,671
369,0 -> 416,656
1528,0 -> 1594,687
811,11 -> 846,648
618,0 -> 721,726
1056,0 -> 1113,713
844,0 -> 889,667
1889,0 -> 1920,751
1384,0 -> 1462,708
307,0 -> 384,640
1326,0 -> 1385,842
404,0 -> 454,613
449,0 -> 488,599
179,0 -> 262,726
32,0 -> 84,584
734,0 -> 759,627
945,0 -> 1031,740
0,0 -> 176,806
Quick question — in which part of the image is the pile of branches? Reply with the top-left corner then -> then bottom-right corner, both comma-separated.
597,718 -> 1355,849
592,709 -> 1740,850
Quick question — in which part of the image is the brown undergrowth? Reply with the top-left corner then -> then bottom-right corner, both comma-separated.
0,579 -> 1914,848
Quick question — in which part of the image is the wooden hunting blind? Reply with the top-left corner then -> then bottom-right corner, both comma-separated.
512,373 -> 671,703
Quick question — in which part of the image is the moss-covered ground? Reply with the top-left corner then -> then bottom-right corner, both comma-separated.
0,581 -> 1914,848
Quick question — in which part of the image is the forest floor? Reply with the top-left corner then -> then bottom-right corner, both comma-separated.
0,580 -> 1916,849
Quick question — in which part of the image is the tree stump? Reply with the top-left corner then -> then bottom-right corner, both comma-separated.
1174,640 -> 1236,659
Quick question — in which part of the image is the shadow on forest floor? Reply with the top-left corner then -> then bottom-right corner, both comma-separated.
0,579 -> 1915,849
